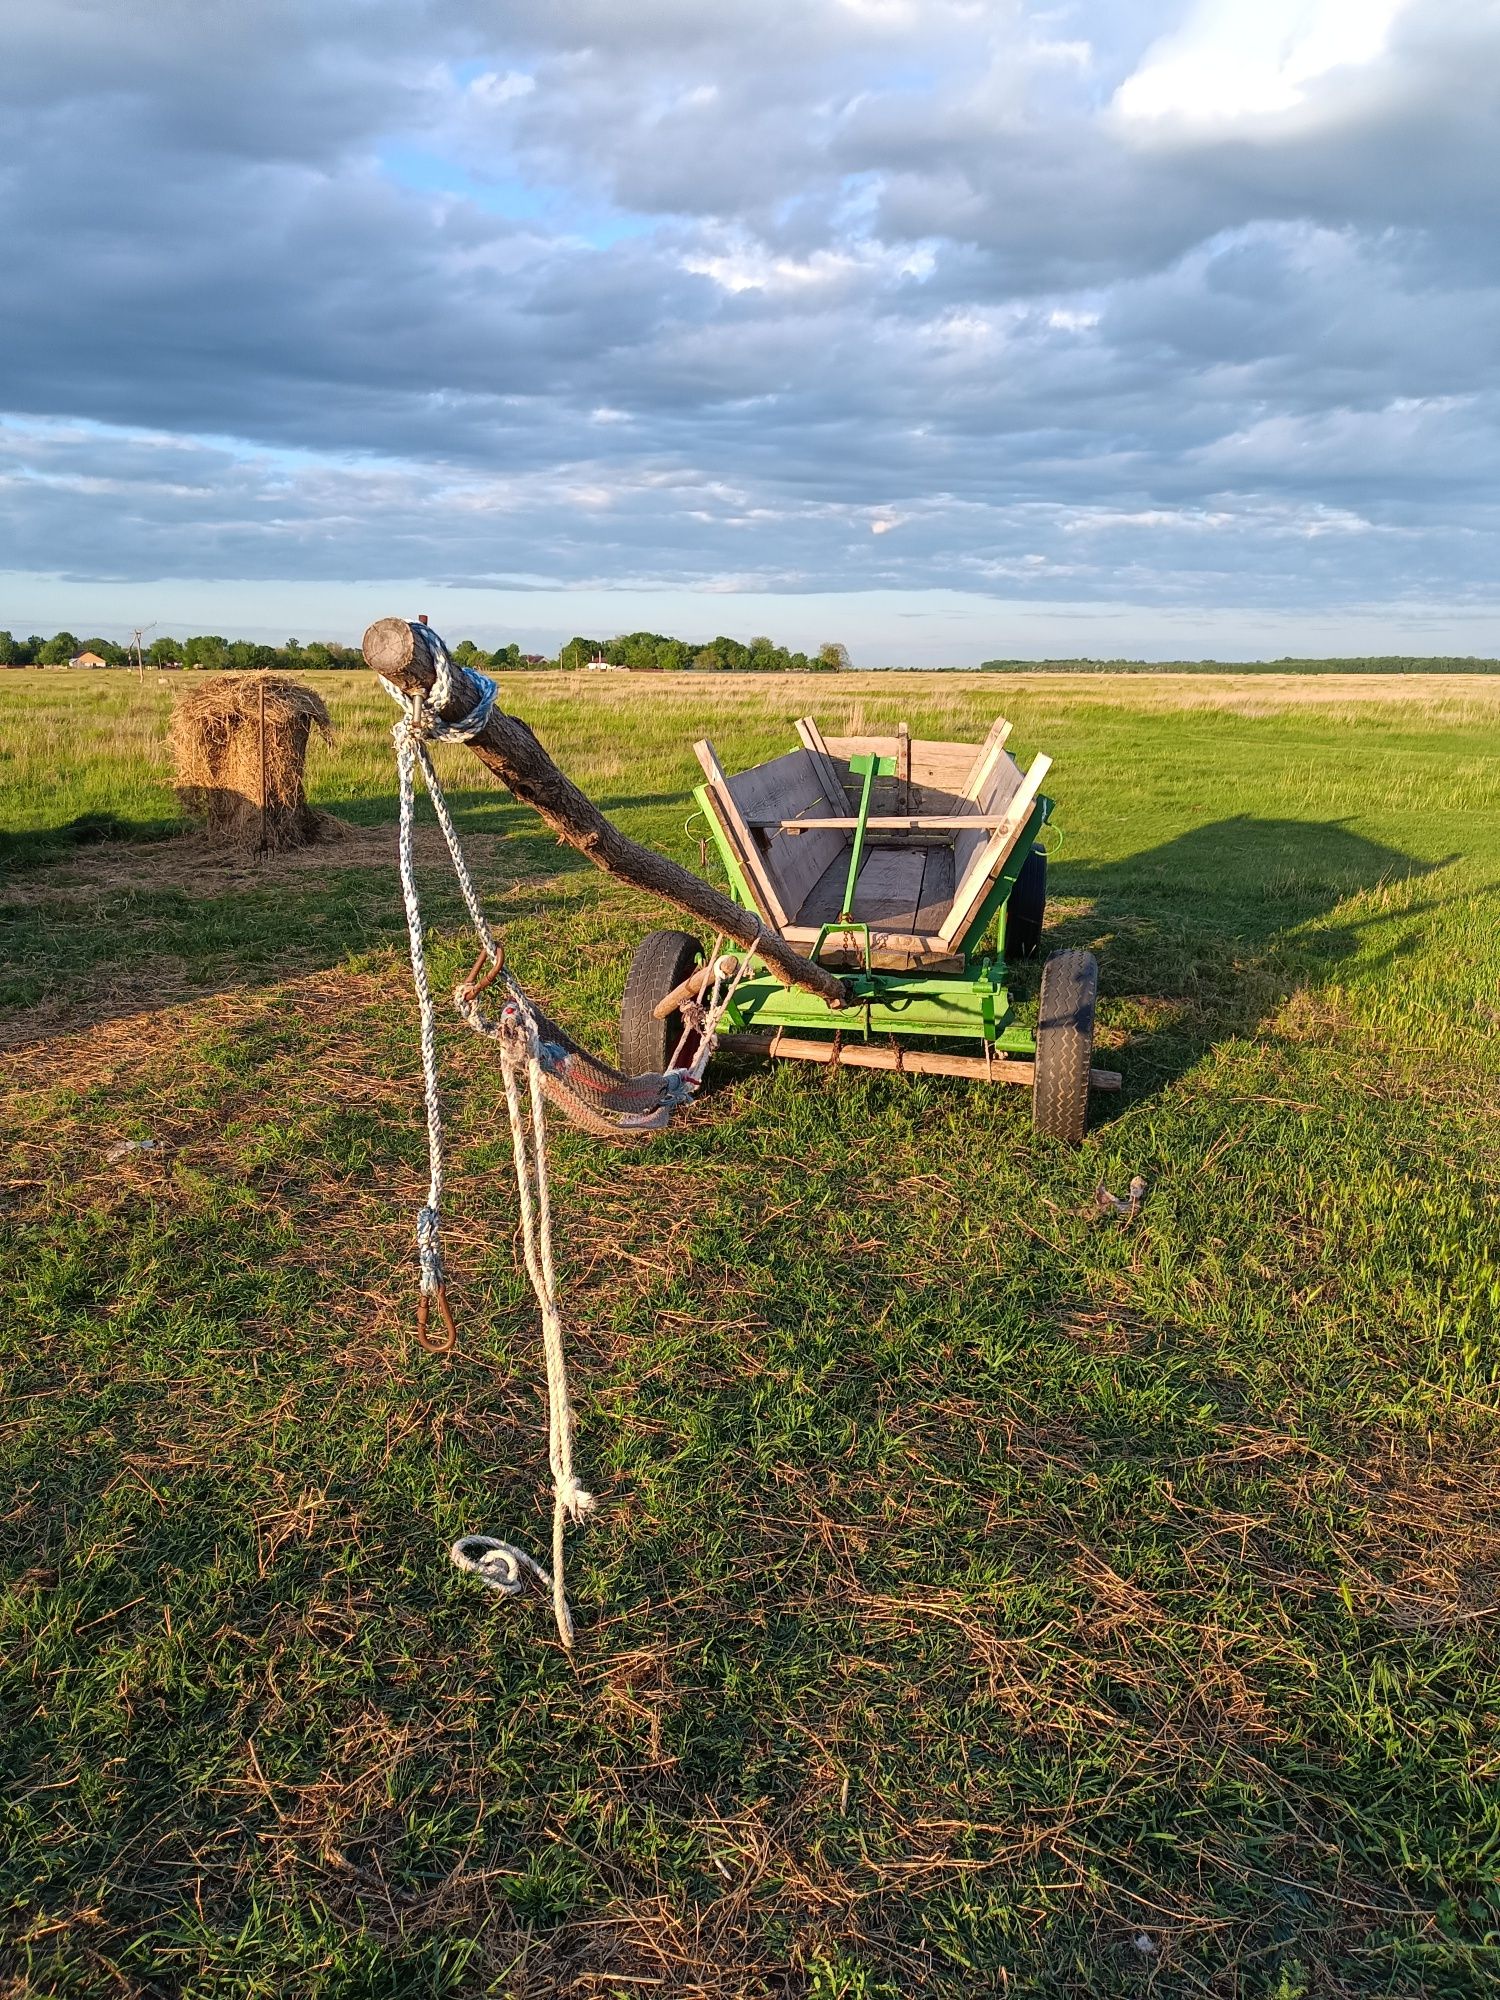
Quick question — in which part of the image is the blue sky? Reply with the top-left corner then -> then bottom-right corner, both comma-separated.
3,0 -> 1499,663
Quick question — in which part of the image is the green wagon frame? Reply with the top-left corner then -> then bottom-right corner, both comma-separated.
621,715 -> 1118,1142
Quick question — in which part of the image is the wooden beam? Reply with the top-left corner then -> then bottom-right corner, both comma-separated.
962,718 -> 1014,803
765,813 -> 1033,833
719,1030 -> 1121,1089
363,618 -> 846,1007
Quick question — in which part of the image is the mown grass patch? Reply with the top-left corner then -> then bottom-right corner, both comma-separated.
2,670 -> 1499,1995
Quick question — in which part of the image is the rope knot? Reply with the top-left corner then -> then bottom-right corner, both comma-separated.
449,1536 -> 551,1597
556,1478 -> 597,1523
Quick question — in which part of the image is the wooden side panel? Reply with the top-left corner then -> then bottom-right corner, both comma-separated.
794,717 -> 850,807
962,719 -> 1014,802
951,752 -> 1023,890
824,736 -> 976,802
723,746 -> 847,916
694,739 -> 790,931
939,753 -> 1052,947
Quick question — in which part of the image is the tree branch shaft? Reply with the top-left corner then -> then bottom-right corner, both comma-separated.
363,619 -> 847,1007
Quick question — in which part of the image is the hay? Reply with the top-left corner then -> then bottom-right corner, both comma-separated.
169,674 -> 335,851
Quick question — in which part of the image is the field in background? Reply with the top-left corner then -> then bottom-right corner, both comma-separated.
3,668 -> 1500,1996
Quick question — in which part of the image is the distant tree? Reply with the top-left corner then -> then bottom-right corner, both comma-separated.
557,636 -> 604,671
225,640 -> 278,672
282,637 -> 304,659
182,634 -> 228,669
38,631 -> 80,665
452,639 -> 490,669
816,641 -> 851,671
0,631 -> 18,666
22,636 -> 43,664
148,636 -> 182,665
693,645 -> 724,671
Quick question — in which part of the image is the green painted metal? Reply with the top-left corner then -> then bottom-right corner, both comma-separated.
840,751 -> 897,920
692,759 -> 1056,1058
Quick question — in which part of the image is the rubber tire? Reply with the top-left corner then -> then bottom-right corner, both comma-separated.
1032,948 -> 1097,1145
1004,846 -> 1048,962
620,929 -> 704,1075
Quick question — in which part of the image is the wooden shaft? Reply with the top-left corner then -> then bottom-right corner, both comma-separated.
718,1030 -> 1122,1089
362,619 -> 847,1008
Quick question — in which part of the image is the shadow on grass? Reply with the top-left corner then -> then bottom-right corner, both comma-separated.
1046,814 -> 1457,1111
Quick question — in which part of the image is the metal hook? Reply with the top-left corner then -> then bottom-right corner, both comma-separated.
416,1285 -> 458,1353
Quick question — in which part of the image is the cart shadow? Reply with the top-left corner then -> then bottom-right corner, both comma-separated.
1042,815 -> 1459,1113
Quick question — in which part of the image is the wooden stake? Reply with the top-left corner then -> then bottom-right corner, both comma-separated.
257,675 -> 268,854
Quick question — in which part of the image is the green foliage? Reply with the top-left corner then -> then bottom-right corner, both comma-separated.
558,629 -> 824,672
36,630 -> 79,665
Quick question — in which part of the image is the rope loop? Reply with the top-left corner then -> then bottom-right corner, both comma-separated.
449,1536 -> 551,1597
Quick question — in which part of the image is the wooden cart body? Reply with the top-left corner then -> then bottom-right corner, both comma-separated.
693,715 -> 1063,1072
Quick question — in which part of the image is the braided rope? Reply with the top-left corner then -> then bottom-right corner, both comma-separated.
382,634 -> 756,1648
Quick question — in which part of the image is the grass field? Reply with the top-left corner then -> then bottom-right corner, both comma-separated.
3,666 -> 1500,1998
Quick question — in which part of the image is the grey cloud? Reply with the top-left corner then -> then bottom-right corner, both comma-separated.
1,0 -> 1498,626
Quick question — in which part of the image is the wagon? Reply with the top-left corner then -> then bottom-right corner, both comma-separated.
619,715 -> 1119,1142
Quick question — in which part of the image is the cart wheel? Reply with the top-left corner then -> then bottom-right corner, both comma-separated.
1004,846 -> 1047,962
621,929 -> 704,1075
1033,948 -> 1097,1145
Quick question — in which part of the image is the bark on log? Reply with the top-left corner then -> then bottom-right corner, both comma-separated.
363,618 -> 848,1008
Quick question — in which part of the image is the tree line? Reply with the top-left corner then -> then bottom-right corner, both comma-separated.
0,629 -> 852,672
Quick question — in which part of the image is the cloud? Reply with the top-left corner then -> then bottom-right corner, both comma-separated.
1,0 -> 1498,653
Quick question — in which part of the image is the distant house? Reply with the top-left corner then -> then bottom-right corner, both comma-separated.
585,656 -> 626,672
70,651 -> 110,669
521,654 -> 547,666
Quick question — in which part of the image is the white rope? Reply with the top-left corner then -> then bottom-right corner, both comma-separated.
381,630 -> 757,1649
449,1535 -> 551,1597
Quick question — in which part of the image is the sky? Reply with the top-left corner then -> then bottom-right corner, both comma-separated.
2,0 -> 1498,664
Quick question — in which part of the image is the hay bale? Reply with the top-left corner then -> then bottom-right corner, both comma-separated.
169,674 -> 334,851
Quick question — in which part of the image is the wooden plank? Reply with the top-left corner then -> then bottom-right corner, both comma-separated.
824,736 -> 976,797
720,745 -> 847,916
911,845 -> 955,934
895,722 -> 911,811
792,850 -> 852,929
951,752 -> 1023,895
693,739 -> 791,931
719,1031 -> 1121,1090
962,719 -> 1014,803
938,752 -> 1052,948
765,812 -> 1034,832
793,716 -> 848,805
722,747 -> 833,824
847,848 -> 926,925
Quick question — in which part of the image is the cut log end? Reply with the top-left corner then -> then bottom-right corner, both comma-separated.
362,617 -> 419,683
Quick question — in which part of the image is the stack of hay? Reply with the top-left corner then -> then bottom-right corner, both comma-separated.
169,674 -> 334,852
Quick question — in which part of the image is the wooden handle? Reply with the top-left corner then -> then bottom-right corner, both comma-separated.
360,620 -> 848,1009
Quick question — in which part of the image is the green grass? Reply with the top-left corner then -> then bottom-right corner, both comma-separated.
3,668 -> 1500,1996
